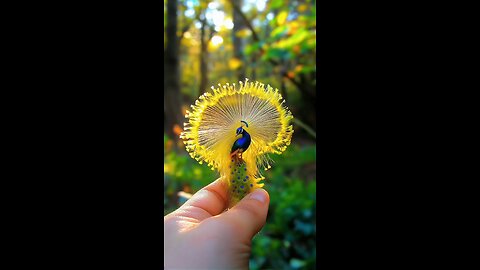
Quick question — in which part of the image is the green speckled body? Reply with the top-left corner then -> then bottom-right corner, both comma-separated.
227,157 -> 254,208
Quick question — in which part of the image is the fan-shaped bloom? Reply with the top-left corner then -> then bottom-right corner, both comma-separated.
180,79 -> 294,206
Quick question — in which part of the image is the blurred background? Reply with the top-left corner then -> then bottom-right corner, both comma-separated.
164,0 -> 316,268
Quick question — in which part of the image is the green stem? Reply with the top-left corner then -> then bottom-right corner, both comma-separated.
293,118 -> 316,139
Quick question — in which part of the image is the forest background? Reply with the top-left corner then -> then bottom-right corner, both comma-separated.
164,0 -> 317,268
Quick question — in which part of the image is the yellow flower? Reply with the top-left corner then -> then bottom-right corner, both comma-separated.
180,79 -> 294,206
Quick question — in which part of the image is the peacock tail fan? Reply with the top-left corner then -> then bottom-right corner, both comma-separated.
180,79 -> 294,208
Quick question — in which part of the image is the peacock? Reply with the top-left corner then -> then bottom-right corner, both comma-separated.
230,120 -> 251,158
180,79 -> 294,208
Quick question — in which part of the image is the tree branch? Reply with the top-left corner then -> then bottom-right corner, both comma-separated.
178,23 -> 192,41
208,25 -> 216,41
229,0 -> 304,88
230,0 -> 260,42
293,118 -> 316,139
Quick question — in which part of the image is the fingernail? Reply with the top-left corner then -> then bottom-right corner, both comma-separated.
249,189 -> 267,203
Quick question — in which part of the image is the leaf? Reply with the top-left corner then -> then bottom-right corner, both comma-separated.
245,43 -> 260,56
289,28 -> 309,43
293,45 -> 301,54
228,58 -> 243,70
263,47 -> 288,61
287,21 -> 300,35
270,0 -> 283,9
290,258 -> 306,269
269,16 -> 277,28
270,25 -> 288,39
294,220 -> 315,235
277,11 -> 288,25
173,124 -> 183,136
294,65 -> 304,73
304,36 -> 316,50
297,65 -> 316,74
275,29 -> 309,49
235,29 -> 251,38
297,4 -> 308,12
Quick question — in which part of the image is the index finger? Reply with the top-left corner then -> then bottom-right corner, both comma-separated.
174,178 -> 229,220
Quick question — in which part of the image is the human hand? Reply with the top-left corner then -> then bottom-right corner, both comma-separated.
164,178 -> 270,270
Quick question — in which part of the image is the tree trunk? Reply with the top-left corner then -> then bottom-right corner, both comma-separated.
164,0 -> 184,147
199,14 -> 208,94
296,74 -> 316,131
232,0 -> 246,81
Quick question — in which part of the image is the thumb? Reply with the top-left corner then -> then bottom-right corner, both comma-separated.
218,188 -> 270,240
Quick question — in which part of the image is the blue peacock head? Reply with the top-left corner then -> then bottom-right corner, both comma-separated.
236,120 -> 249,135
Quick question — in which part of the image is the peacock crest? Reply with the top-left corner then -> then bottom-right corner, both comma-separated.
180,78 -> 294,207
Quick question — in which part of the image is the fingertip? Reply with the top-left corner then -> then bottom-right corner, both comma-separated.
246,188 -> 269,204
218,188 -> 270,238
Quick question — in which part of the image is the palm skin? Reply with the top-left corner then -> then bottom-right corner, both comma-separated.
164,178 -> 270,270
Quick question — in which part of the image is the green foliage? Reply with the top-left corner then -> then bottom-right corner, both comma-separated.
164,134 -> 218,215
164,134 -> 317,269
270,25 -> 288,40
269,0 -> 285,10
250,144 -> 316,270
